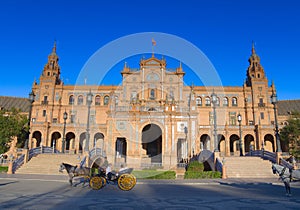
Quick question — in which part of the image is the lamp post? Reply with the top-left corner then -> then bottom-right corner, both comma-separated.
211,91 -> 218,152
237,113 -> 243,156
271,93 -> 282,152
25,91 -> 35,149
85,90 -> 93,152
62,111 -> 68,153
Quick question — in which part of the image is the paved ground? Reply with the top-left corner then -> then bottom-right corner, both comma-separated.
0,174 -> 300,209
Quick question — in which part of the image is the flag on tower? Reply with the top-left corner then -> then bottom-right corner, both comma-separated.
152,38 -> 156,46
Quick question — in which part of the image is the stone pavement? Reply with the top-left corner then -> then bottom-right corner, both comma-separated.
1,173 -> 300,210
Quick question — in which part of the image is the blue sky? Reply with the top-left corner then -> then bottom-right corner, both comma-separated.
0,0 -> 299,100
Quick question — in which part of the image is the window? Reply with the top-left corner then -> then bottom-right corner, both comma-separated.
205,97 -> 211,106
229,112 -> 236,125
70,114 -> 76,123
115,96 -> 119,105
95,95 -> 101,105
196,97 -> 202,106
104,95 -> 109,105
52,118 -> 57,123
69,95 -> 74,105
232,97 -> 238,106
42,96 -> 48,105
78,95 -> 84,105
260,112 -> 264,120
150,89 -> 155,100
43,110 -> 46,117
216,97 -> 220,106
223,97 -> 228,106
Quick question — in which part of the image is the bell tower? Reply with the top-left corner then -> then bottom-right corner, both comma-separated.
40,41 -> 62,85
245,43 -> 267,86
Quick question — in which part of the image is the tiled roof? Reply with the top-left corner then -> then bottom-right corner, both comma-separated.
277,99 -> 300,116
0,96 -> 31,112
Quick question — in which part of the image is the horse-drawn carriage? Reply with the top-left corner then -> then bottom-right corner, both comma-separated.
59,163 -> 136,191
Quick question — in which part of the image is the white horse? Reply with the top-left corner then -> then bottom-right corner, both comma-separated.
272,163 -> 300,196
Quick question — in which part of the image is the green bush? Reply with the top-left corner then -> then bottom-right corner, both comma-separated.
184,161 -> 221,179
184,171 -> 221,179
186,161 -> 204,172
0,166 -> 8,173
133,170 -> 176,179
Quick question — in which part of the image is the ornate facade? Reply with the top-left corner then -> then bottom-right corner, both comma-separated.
29,43 -> 281,168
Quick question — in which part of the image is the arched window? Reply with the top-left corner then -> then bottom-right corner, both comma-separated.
69,95 -> 74,105
196,97 -> 202,106
104,95 -> 109,105
95,95 -> 101,105
232,97 -> 238,106
78,95 -> 84,105
150,89 -> 155,99
223,97 -> 228,106
205,97 -> 211,106
216,97 -> 220,106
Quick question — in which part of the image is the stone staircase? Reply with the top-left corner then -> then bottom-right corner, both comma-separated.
16,154 -> 83,175
224,156 -> 277,178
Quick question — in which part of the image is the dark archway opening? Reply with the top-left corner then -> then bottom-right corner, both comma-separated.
142,124 -> 162,163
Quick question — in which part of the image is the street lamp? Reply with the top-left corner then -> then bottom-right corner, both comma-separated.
25,91 -> 35,149
237,113 -> 243,156
271,93 -> 282,152
211,91 -> 218,152
62,110 -> 68,153
85,90 -> 93,152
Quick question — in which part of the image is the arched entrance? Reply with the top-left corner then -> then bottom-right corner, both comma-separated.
79,132 -> 86,153
244,134 -> 255,153
66,132 -> 75,152
264,134 -> 275,152
115,138 -> 127,163
200,134 -> 210,151
31,131 -> 42,148
51,132 -> 61,151
142,124 -> 162,163
218,134 -> 225,155
94,133 -> 104,150
230,134 -> 239,156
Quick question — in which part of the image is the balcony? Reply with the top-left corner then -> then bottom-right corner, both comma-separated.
41,100 -> 49,105
258,103 -> 265,107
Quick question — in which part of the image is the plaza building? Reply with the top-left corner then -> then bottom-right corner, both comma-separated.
26,42 -> 288,168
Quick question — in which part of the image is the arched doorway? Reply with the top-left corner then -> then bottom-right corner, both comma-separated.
66,132 -> 75,152
264,134 -> 275,152
51,132 -> 61,151
142,124 -> 162,163
94,133 -> 104,151
244,134 -> 255,153
32,131 -> 42,148
230,134 -> 239,156
79,132 -> 86,153
218,134 -> 225,155
200,134 -> 210,151
115,138 -> 127,163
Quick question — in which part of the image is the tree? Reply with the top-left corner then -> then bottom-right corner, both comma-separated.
280,112 -> 300,159
0,108 -> 28,154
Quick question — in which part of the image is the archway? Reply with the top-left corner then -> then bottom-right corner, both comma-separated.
79,132 -> 86,153
142,124 -> 162,163
66,132 -> 75,152
230,134 -> 239,155
244,134 -> 255,153
51,132 -> 61,151
200,134 -> 210,151
94,133 -> 104,151
264,134 -> 275,152
115,138 -> 127,163
32,131 -> 42,148
218,134 -> 225,155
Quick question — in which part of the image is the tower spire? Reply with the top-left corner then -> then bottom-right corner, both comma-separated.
252,41 -> 256,55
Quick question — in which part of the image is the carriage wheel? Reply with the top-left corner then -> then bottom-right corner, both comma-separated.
117,174 -> 136,191
89,176 -> 103,190
100,176 -> 107,187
